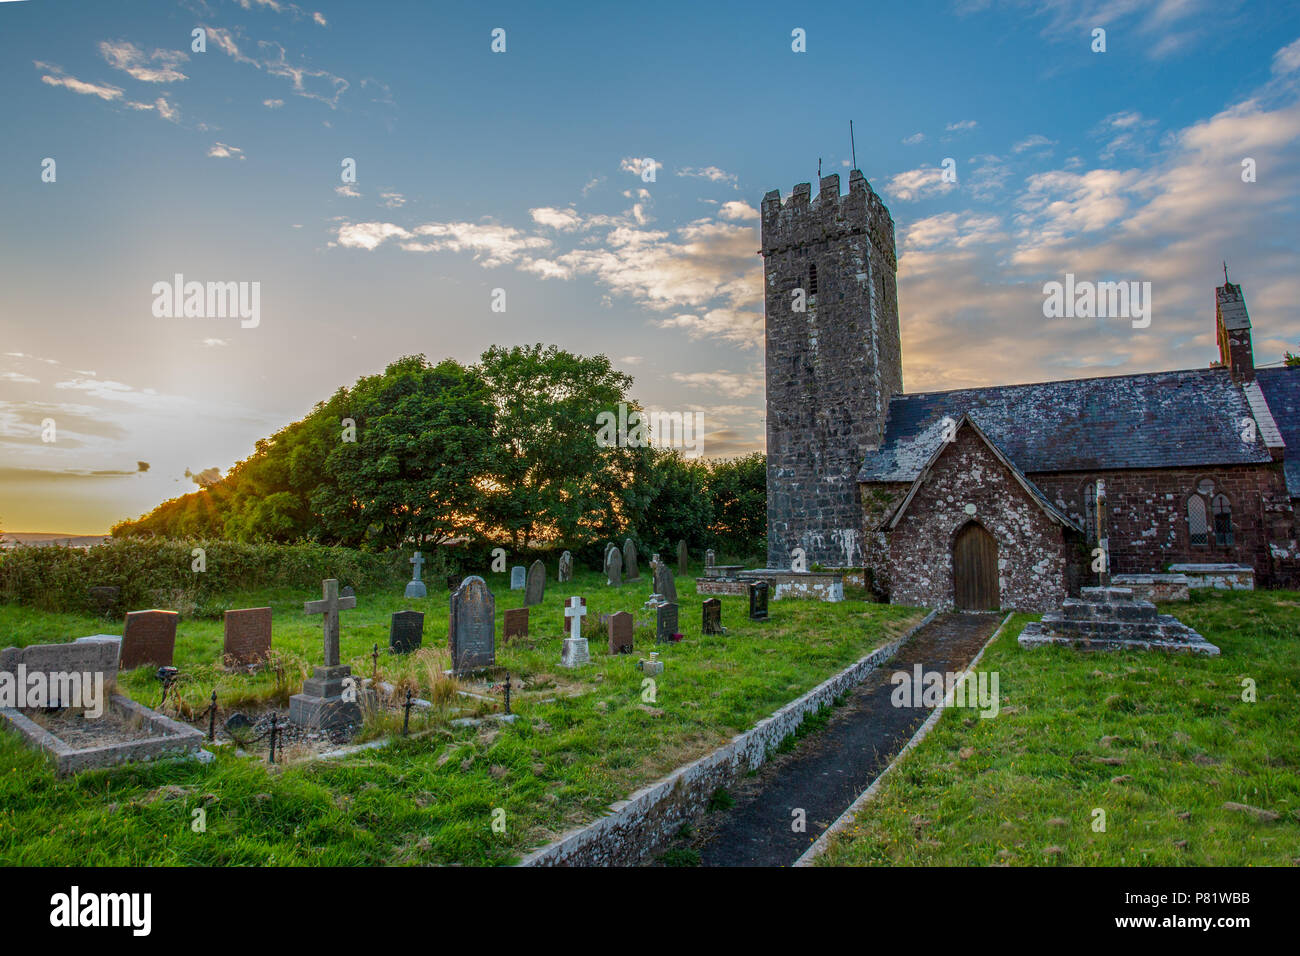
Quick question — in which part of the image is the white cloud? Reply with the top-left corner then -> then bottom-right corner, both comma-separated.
884,165 -> 957,201
621,157 -> 663,178
530,206 -> 584,231
36,62 -> 123,101
99,41 -> 188,83
669,369 -> 764,399
946,119 -> 978,131
208,142 -> 245,160
676,165 -> 738,185
263,98 -> 284,109
718,200 -> 759,221
902,132 -> 925,145
1013,134 -> 1056,153
335,184 -> 360,198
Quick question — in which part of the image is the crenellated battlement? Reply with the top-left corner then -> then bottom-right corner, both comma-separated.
760,169 -> 896,269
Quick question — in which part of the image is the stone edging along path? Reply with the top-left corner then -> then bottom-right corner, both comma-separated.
790,610 -> 1014,867
517,609 -> 940,867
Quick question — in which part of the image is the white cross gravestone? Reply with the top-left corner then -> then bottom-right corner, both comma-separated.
405,551 -> 428,599
290,578 -> 371,730
560,595 -> 590,668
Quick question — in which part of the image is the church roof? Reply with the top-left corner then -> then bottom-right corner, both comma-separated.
1255,366 -> 1300,497
858,367 -> 1275,483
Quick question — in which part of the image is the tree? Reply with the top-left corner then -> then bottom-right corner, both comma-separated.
475,344 -> 637,548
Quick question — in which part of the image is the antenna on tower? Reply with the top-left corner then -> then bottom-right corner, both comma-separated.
1223,260 -> 1230,284
850,120 -> 857,170
817,157 -> 822,179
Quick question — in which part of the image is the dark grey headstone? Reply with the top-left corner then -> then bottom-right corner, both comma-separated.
705,549 -> 716,568
702,598 -> 723,635
748,581 -> 769,621
510,566 -> 526,590
654,561 -> 678,603
656,603 -> 679,644
525,559 -> 545,606
390,610 -> 425,654
623,539 -> 639,581
605,546 -> 623,587
449,576 -> 496,671
677,539 -> 688,575
341,585 -> 356,600
558,550 -> 573,583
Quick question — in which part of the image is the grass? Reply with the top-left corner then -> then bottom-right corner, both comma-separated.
0,566 -> 921,865
816,589 -> 1300,867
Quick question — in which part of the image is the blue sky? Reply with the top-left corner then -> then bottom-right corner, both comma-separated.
2,0 -> 1299,532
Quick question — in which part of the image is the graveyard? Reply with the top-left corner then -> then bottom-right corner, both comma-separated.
0,560 -> 924,865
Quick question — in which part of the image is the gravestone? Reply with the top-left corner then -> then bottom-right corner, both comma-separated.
525,559 -> 546,606
558,550 -> 573,583
510,566 -> 526,590
656,602 -> 679,644
605,546 -> 623,587
623,539 -> 640,581
748,581 -> 769,621
119,610 -> 179,671
705,549 -> 716,568
560,596 -> 590,667
389,610 -> 424,654
654,560 -> 678,603
87,585 -> 119,617
1,636 -> 121,707
341,585 -> 356,600
223,607 -> 272,666
561,596 -> 586,633
702,598 -> 723,635
405,551 -> 428,599
503,607 -> 529,641
608,611 -> 634,655
449,576 -> 496,672
290,579 -> 367,731
677,539 -> 688,575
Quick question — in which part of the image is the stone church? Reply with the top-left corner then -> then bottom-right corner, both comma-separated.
761,170 -> 1300,611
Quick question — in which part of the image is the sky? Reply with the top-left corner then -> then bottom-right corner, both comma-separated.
1,0 -> 1298,534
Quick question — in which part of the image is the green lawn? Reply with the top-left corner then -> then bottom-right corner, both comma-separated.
816,589 -> 1300,867
0,569 -> 921,865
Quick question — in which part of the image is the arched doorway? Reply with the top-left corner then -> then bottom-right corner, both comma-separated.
953,522 -> 999,610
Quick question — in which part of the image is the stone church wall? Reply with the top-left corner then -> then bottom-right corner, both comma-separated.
888,427 -> 1070,612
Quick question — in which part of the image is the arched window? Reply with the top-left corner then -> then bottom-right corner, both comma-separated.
1212,494 -> 1233,547
1083,481 -> 1097,543
808,263 -> 818,296
1188,495 -> 1209,547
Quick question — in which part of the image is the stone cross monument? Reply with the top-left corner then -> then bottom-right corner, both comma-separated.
290,578 -> 370,730
405,551 -> 428,598
561,596 -> 590,668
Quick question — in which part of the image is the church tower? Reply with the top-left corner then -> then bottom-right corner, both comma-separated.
760,170 -> 902,569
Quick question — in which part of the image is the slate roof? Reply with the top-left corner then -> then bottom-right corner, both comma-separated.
1255,366 -> 1300,497
859,367 -> 1276,483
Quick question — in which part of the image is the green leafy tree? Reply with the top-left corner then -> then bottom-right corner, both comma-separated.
476,344 -> 637,548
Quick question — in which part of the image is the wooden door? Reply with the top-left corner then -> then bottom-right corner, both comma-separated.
953,523 -> 999,610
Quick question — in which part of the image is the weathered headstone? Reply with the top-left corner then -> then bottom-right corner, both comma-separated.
119,610 -> 179,671
561,596 -> 590,667
677,539 -> 688,575
623,539 -> 640,581
748,581 -> 769,621
705,549 -> 716,568
525,559 -> 546,606
290,579 -> 366,730
561,596 -> 586,633
558,550 -> 573,583
405,551 -> 428,599
608,610 -> 634,655
656,602 -> 679,644
605,546 -> 623,587
389,610 -> 424,654
510,566 -> 526,590
341,584 -> 356,600
654,560 -> 678,603
449,576 -> 496,672
0,636 -> 120,706
702,598 -> 723,635
503,607 -> 529,641
223,607 -> 272,666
